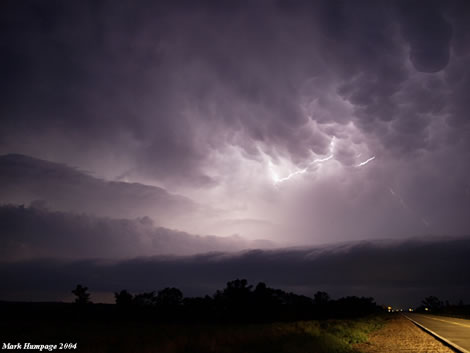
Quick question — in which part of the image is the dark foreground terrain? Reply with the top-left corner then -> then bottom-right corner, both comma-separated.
3,284 -> 466,352
2,304 -> 463,352
1,302 -> 384,353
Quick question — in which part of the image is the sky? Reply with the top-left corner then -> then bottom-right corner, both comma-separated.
1,0 -> 470,306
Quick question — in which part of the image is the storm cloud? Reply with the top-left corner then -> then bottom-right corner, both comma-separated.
2,1 -> 469,177
1,236 -> 468,307
2,1 -> 470,243
0,154 -> 198,220
1,1 -> 470,305
0,204 -> 275,260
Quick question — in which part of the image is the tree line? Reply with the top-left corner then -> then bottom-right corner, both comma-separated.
416,295 -> 470,318
72,279 -> 380,323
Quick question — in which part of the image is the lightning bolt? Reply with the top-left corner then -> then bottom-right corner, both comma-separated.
389,188 -> 409,211
270,137 -> 336,185
270,165 -> 308,184
270,155 -> 334,185
356,156 -> 375,167
389,187 -> 430,228
308,155 -> 334,165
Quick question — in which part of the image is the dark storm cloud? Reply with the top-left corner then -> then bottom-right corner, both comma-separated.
1,236 -> 469,306
0,204 -> 273,261
2,0 -> 469,187
0,154 -> 203,216
398,0 -> 452,73
0,154 -> 285,239
0,153 -> 201,222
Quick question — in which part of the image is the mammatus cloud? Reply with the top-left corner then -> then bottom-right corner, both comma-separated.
0,236 -> 469,307
1,1 -> 469,179
398,1 -> 452,73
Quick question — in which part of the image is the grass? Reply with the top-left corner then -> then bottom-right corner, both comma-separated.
2,316 -> 385,353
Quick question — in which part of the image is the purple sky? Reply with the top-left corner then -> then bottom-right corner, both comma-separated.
1,0 -> 469,306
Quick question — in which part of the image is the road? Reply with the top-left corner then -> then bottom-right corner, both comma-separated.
405,313 -> 470,353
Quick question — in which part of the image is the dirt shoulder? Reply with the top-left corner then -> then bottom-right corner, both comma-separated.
354,315 -> 456,353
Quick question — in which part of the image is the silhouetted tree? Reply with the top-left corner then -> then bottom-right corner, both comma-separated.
106,279 -> 385,323
183,295 -> 214,321
115,290 -> 133,306
133,291 -> 157,307
214,279 -> 254,321
214,279 -> 253,306
72,284 -> 91,304
314,291 -> 330,306
332,296 -> 377,318
422,296 -> 443,311
254,282 -> 282,307
156,287 -> 183,307
225,279 -> 253,294
254,282 -> 268,293
252,282 -> 282,321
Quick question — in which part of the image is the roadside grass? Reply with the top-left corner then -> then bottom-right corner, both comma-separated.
2,316 -> 385,353
320,316 -> 385,346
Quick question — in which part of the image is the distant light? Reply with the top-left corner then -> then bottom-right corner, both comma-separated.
408,308 -> 413,312
425,307 -> 429,311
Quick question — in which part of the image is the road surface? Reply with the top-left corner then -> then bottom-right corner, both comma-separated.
405,313 -> 470,353
355,315 -> 455,353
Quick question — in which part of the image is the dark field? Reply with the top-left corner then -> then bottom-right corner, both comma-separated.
0,303 -> 385,353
